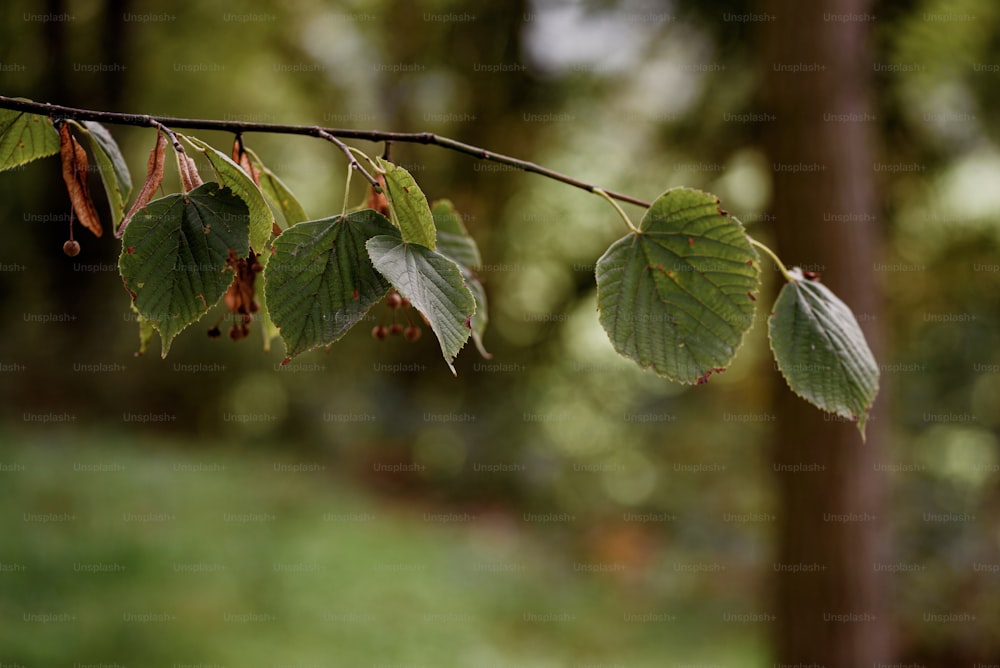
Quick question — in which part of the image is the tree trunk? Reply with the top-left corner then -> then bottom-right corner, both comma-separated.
758,0 -> 892,664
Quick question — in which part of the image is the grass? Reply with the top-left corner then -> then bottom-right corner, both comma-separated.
0,429 -> 766,667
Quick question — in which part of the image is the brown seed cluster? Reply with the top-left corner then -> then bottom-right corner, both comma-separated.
372,289 -> 422,342
209,249 -> 263,341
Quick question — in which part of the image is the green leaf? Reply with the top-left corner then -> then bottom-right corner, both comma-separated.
264,210 -> 399,358
378,158 -> 437,249
183,135 -> 273,255
255,276 -> 280,353
130,304 -> 156,357
596,187 -> 760,384
432,199 -> 489,357
125,301 -> 156,357
366,235 -> 476,374
74,121 -> 132,226
119,183 -> 250,356
0,106 -> 60,172
432,199 -> 481,268
768,268 -> 879,439
244,146 -> 308,227
465,276 -> 490,359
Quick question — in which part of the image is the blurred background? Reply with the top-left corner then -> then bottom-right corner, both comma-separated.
1,0 -> 999,666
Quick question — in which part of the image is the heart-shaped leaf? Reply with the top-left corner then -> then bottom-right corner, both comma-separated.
768,267 -> 879,439
264,209 -> 400,358
119,183 -> 250,356
366,235 -> 476,374
0,105 -> 61,172
596,187 -> 760,384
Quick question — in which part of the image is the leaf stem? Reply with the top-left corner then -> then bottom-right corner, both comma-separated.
315,129 -> 381,190
594,188 -> 640,234
340,164 -> 353,218
0,96 -> 651,209
749,237 -> 794,282
346,146 -> 382,175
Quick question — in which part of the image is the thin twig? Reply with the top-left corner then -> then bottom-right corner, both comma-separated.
0,95 -> 652,209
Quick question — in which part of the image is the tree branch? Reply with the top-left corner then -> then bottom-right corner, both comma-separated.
0,95 -> 651,209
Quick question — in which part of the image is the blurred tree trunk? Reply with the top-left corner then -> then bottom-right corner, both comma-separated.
758,0 -> 891,664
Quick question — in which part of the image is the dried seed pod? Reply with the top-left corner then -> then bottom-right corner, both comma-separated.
58,123 -> 103,238
232,136 -> 261,186
176,149 -> 203,192
119,131 -> 167,238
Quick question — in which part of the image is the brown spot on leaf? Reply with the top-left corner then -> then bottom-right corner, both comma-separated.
121,276 -> 137,301
747,292 -> 756,301
695,367 -> 727,385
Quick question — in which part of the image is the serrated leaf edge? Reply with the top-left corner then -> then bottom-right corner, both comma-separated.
767,269 -> 879,440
